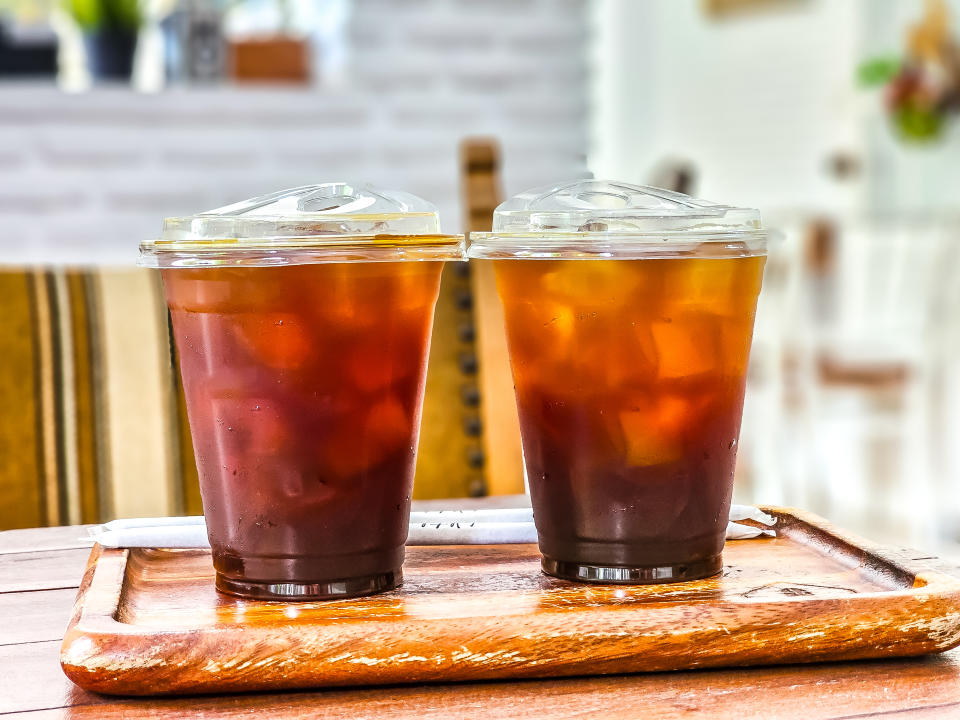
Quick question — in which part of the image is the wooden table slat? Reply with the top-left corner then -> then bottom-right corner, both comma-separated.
0,641 -> 106,714
0,548 -> 92,594
0,588 -> 78,646
0,526 -> 94,555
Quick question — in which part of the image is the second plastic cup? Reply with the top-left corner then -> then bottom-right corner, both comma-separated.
140,184 -> 464,600
469,180 -> 766,584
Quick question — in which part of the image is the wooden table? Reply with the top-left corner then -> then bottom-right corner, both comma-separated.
5,511 -> 960,719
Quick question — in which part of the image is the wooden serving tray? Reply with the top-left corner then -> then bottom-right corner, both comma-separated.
61,507 -> 960,696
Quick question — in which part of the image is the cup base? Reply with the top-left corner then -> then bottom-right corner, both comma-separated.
541,554 -> 722,585
215,569 -> 401,601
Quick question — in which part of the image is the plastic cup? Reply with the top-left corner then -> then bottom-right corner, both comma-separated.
468,180 -> 767,584
140,183 -> 464,600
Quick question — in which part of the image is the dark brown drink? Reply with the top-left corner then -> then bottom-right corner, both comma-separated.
163,261 -> 443,599
494,256 -> 765,582
469,180 -> 767,583
142,183 -> 463,600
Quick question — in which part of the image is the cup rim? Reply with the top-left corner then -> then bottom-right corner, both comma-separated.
466,230 -> 767,259
139,234 -> 466,268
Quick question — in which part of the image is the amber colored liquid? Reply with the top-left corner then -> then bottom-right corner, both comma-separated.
494,255 -> 765,575
162,261 -> 444,595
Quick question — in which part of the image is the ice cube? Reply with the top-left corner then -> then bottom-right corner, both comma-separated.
662,258 -> 736,312
662,256 -> 765,319
540,305 -> 576,345
346,324 -> 424,393
365,395 -> 412,450
163,272 -> 235,313
391,262 -> 443,311
322,395 -> 413,478
234,312 -> 312,370
651,318 -> 718,379
208,396 -> 289,457
604,325 -> 659,387
618,396 -> 689,466
540,261 -> 641,305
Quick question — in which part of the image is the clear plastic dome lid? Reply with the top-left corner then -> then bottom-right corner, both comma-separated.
468,179 -> 765,259
140,183 -> 464,267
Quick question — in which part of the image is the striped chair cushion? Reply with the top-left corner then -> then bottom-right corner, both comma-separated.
0,268 -> 200,529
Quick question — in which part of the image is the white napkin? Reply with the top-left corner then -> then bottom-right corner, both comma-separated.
86,506 -> 776,548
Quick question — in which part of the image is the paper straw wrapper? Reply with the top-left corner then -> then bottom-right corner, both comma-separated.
86,505 -> 775,548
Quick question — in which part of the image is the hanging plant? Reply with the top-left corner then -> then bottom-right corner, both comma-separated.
857,0 -> 960,142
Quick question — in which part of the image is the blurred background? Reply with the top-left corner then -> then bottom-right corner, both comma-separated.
1,0 -> 958,558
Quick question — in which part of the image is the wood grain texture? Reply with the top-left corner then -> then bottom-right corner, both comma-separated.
0,525 -> 93,555
14,651 -> 960,719
59,507 -> 960,697
0,640 -> 106,714
0,547 -> 91,593
0,588 -> 78,645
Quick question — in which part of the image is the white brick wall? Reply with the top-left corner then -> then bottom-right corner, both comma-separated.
0,0 -> 589,265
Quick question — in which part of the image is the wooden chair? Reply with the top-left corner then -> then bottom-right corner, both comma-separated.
460,138 -> 526,497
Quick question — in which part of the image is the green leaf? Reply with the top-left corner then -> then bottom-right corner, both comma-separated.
64,0 -> 141,30
103,0 -> 141,30
857,56 -> 901,86
66,0 -> 100,29
893,104 -> 944,142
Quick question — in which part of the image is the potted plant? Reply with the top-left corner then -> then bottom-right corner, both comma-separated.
858,0 -> 960,142
66,0 -> 142,81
